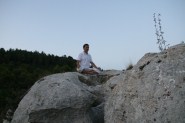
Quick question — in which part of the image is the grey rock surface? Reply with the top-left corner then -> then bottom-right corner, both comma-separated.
105,44 -> 185,123
11,72 -> 99,123
10,44 -> 185,123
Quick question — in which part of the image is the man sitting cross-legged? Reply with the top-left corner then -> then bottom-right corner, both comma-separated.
76,43 -> 101,74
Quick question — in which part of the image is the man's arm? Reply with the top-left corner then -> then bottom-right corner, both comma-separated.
90,61 -> 98,68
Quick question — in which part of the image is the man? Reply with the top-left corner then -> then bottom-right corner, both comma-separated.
76,44 -> 101,74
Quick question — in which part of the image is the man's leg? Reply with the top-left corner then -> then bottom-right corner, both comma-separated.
82,69 -> 98,74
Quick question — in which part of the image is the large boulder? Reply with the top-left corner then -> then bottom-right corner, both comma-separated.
105,44 -> 185,123
11,70 -> 122,123
11,72 -> 100,123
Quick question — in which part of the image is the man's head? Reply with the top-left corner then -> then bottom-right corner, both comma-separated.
83,44 -> 89,53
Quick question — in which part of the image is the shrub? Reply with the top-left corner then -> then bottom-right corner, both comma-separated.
153,13 -> 169,51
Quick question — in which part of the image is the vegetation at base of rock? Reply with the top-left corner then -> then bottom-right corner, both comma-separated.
0,48 -> 76,122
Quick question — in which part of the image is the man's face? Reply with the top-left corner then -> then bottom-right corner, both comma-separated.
84,45 -> 89,53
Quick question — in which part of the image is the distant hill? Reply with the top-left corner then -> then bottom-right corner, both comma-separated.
0,48 -> 76,122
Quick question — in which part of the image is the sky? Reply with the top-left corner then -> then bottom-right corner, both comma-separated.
0,0 -> 185,70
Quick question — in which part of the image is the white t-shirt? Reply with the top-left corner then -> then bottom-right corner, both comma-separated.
77,52 -> 93,69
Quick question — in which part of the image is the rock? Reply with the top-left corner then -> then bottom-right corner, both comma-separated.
11,72 -> 107,123
11,44 -> 185,123
105,44 -> 185,123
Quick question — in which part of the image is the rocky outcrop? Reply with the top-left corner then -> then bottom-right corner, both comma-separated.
11,44 -> 185,123
11,73 -> 94,123
105,44 -> 185,123
11,71 -> 123,123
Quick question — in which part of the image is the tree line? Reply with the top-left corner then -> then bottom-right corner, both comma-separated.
0,48 -> 76,122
